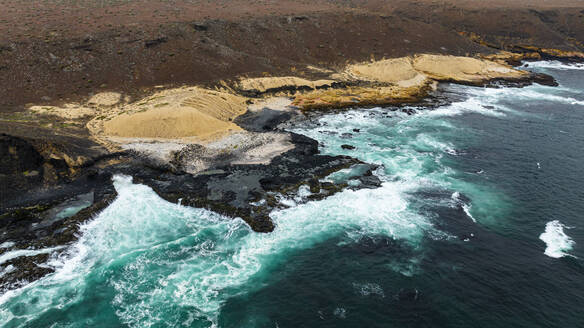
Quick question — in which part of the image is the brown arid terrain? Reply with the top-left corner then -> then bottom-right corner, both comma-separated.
0,0 -> 583,290
1,0 -> 583,110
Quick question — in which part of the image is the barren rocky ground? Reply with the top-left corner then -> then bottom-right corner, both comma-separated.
0,0 -> 582,111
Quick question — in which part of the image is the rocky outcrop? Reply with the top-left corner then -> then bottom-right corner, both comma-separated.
0,134 -> 70,204
237,76 -> 339,96
0,129 -> 381,291
0,171 -> 117,292
129,133 -> 380,232
510,46 -> 584,62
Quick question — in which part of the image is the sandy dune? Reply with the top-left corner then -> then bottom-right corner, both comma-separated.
292,54 -> 525,110
98,87 -> 247,140
412,54 -> 527,82
347,57 -> 428,88
347,55 -> 525,86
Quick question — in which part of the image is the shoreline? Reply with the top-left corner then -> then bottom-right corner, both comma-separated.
0,54 -> 580,291
0,55 -> 580,292
2,56 -> 584,328
22,53 -> 561,146
1,0 -> 584,293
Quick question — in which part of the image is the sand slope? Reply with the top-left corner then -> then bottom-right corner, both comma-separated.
347,57 -> 429,88
98,87 -> 247,140
293,54 -> 525,110
347,55 -> 525,86
412,54 -> 527,82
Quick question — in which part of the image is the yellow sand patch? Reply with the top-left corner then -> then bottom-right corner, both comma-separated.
347,57 -> 429,88
103,106 -> 242,139
94,87 -> 248,140
247,97 -> 294,112
29,104 -> 95,119
293,83 -> 436,111
87,92 -> 122,107
238,76 -> 335,93
412,55 -> 527,83
306,65 -> 335,74
25,53 -> 537,148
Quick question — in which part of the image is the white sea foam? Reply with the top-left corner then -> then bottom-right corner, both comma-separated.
0,170 -> 434,327
333,307 -> 347,319
2,78 -> 541,326
423,96 -> 510,118
445,147 -> 459,155
539,220 -> 576,258
297,185 -> 312,198
0,242 -> 14,249
526,61 -> 584,71
475,83 -> 584,107
277,194 -> 297,207
353,282 -> 385,297
0,246 -> 65,266
0,265 -> 15,279
451,192 -> 476,223
451,191 -> 462,202
422,82 -> 584,121
514,89 -> 584,106
462,204 -> 476,223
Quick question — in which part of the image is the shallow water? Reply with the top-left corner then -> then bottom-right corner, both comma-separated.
1,62 -> 583,327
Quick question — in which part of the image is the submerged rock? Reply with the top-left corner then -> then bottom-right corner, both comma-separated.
341,144 -> 356,150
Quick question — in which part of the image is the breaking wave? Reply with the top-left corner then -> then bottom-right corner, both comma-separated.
539,220 -> 576,258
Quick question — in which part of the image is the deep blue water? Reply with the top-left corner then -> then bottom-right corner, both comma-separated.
1,61 -> 583,327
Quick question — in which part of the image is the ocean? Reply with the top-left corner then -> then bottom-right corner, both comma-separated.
1,61 -> 583,327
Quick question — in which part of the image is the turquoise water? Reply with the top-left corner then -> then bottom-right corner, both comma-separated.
1,61 -> 583,327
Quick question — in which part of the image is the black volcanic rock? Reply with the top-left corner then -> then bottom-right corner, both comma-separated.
130,133 -> 377,232
234,108 -> 295,132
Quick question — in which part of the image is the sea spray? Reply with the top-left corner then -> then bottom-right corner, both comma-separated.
290,102 -> 510,225
0,173 -> 434,327
539,220 -> 576,258
525,61 -> 584,71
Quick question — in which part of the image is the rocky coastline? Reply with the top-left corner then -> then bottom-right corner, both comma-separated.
0,55 -> 568,291
1,0 -> 584,296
